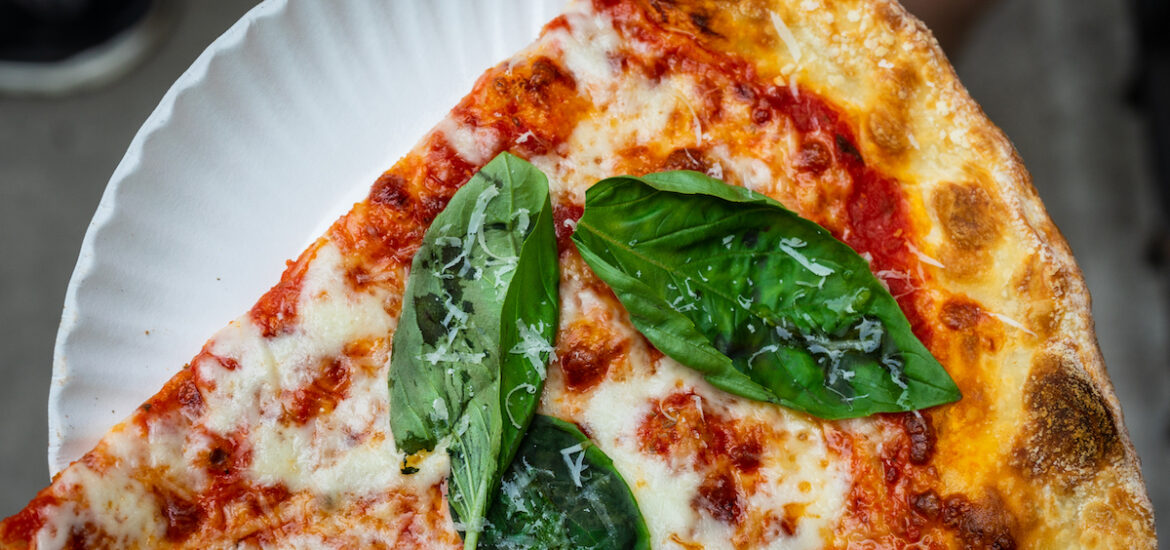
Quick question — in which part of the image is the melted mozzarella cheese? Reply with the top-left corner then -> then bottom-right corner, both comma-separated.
436,116 -> 502,165
31,239 -> 455,547
36,446 -> 167,547
540,261 -> 850,549
534,8 -> 703,203
554,4 -> 623,98
199,242 -> 450,498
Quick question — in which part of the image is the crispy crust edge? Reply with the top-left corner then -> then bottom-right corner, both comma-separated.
848,0 -> 1154,541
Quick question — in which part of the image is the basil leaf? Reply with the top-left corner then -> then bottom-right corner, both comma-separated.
389,152 -> 558,548
481,416 -> 651,550
571,171 -> 960,419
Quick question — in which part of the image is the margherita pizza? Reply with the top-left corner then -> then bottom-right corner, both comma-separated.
1,0 -> 1156,548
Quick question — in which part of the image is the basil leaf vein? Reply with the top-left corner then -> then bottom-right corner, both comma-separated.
571,170 -> 960,419
389,153 -> 558,548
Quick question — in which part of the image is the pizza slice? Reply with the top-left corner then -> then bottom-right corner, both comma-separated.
1,0 -> 1156,548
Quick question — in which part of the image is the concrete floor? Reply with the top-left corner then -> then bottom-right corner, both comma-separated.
0,0 -> 1165,541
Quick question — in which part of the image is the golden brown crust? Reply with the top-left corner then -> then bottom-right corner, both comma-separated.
662,0 -> 1156,545
621,0 -> 1153,545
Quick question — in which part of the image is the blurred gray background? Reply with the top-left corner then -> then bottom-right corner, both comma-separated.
0,0 -> 1165,542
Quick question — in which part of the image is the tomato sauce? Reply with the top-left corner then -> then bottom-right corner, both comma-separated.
0,493 -> 59,543
595,1 -> 945,545
283,357 -> 351,424
599,0 -> 931,347
250,244 -> 318,338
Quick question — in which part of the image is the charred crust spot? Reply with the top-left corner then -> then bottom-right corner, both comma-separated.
662,147 -> 710,172
646,0 -> 724,39
733,83 -> 755,102
370,172 -> 411,208
1011,353 -> 1119,487
866,108 -> 909,153
911,490 -> 942,520
940,299 -> 983,331
208,447 -> 229,471
488,55 -> 577,112
469,53 -> 584,157
941,493 -> 1018,550
694,471 -> 744,524
835,134 -> 864,165
527,57 -> 571,92
932,183 -> 1003,250
795,139 -> 832,174
687,11 -> 722,37
903,412 -> 936,464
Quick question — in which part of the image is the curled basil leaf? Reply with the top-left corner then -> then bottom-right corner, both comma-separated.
389,152 -> 558,548
571,170 -> 960,419
481,415 -> 651,550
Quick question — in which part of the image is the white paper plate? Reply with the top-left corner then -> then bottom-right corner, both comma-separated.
49,0 -> 567,474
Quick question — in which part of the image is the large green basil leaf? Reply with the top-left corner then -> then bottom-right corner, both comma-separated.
571,170 -> 960,419
481,415 -> 651,550
389,153 -> 558,548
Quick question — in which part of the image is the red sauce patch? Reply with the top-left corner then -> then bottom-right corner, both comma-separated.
843,172 -> 931,341
553,201 -> 584,252
416,137 -> 478,223
135,368 -> 204,431
599,0 -> 934,348
250,243 -> 318,338
283,357 -> 351,424
190,428 -> 294,538
826,419 -> 948,546
757,86 -> 929,343
454,54 -> 585,159
556,319 -> 627,392
638,391 -> 764,473
199,429 -> 251,486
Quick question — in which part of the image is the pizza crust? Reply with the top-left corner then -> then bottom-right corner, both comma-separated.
661,0 -> 1155,545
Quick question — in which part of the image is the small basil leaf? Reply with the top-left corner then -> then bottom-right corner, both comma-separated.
389,153 -> 559,548
481,415 -> 651,550
571,170 -> 960,419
